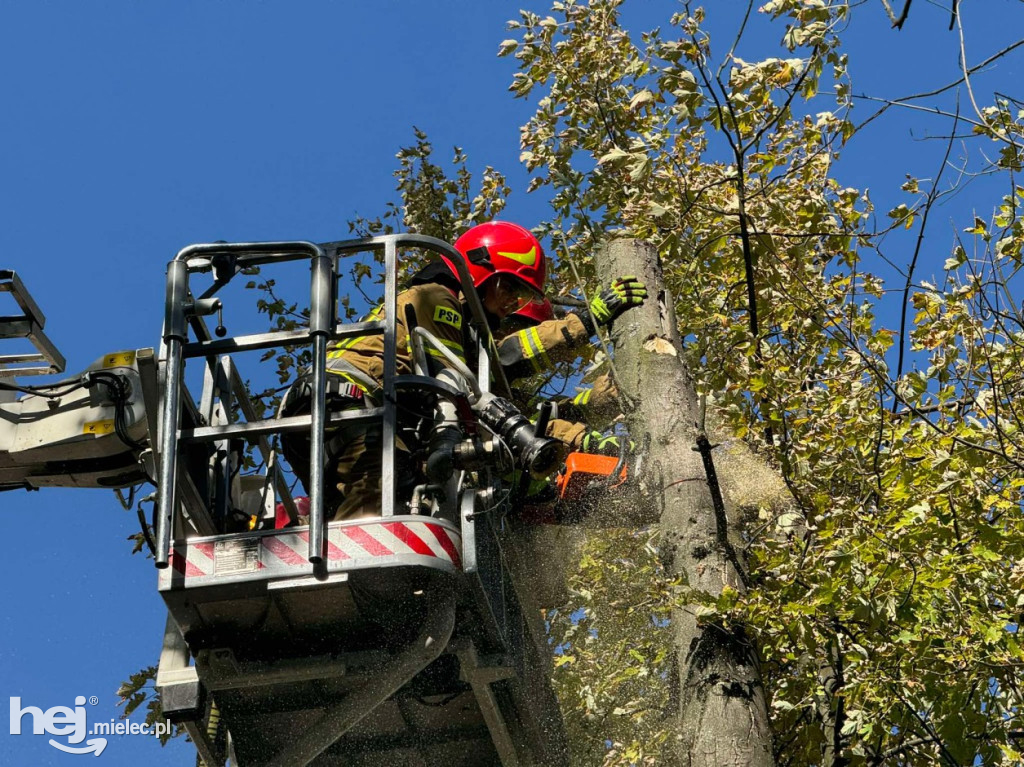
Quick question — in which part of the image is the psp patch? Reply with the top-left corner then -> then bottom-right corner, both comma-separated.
433,305 -> 463,330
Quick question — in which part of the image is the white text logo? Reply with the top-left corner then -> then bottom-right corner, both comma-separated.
10,695 -> 173,756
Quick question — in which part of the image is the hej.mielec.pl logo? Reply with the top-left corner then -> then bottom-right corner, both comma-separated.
10,695 -> 172,756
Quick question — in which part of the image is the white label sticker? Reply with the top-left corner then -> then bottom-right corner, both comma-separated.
215,539 -> 260,575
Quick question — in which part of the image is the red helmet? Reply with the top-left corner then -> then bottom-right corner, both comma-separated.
513,298 -> 554,326
447,221 -> 547,298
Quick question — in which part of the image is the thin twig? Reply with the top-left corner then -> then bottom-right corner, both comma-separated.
956,9 -> 988,132
894,100 -> 960,388
717,0 -> 755,80
853,94 -> 989,132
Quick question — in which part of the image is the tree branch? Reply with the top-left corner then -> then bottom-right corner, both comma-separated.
893,0 -> 913,30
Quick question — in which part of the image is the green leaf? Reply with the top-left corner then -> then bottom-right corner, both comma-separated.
598,147 -> 629,165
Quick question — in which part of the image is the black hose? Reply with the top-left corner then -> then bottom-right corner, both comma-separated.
89,372 -> 146,451
0,378 -> 89,398
137,501 -> 157,557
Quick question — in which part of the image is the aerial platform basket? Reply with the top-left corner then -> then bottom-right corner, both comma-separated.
151,236 -> 568,766
157,512 -> 555,767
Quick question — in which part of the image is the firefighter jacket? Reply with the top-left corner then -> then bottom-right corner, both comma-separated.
498,311 -> 621,427
497,313 -> 592,381
557,372 -> 619,426
534,373 -> 620,450
325,282 -> 467,393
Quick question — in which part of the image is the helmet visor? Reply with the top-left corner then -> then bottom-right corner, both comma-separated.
493,274 -> 544,312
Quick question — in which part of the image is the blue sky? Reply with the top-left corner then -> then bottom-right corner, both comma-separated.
0,4 -> 552,763
1,2 -> 1022,764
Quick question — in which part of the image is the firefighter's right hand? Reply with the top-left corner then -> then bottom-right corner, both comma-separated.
590,276 -> 647,326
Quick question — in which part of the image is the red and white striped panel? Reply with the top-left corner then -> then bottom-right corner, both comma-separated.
162,518 -> 462,586
169,541 -> 216,578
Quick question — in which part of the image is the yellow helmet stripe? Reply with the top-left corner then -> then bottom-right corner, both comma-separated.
496,246 -> 537,266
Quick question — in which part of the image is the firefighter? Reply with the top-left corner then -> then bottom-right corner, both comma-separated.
497,274 -> 647,449
281,221 -> 548,520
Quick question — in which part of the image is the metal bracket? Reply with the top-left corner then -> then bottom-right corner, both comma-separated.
0,270 -> 66,376
155,614 -> 225,767
454,638 -> 520,767
195,647 -> 353,692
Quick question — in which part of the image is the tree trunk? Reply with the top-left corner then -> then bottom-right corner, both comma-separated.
595,236 -> 775,767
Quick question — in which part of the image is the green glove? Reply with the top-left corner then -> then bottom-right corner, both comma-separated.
589,275 -> 648,326
580,431 -> 634,456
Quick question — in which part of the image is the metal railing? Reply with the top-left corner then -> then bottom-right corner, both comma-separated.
153,234 -> 503,568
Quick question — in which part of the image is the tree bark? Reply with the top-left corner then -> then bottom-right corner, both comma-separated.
595,236 -> 775,767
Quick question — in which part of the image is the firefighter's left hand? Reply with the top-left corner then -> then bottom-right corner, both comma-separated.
580,430 -> 634,456
590,276 -> 648,326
